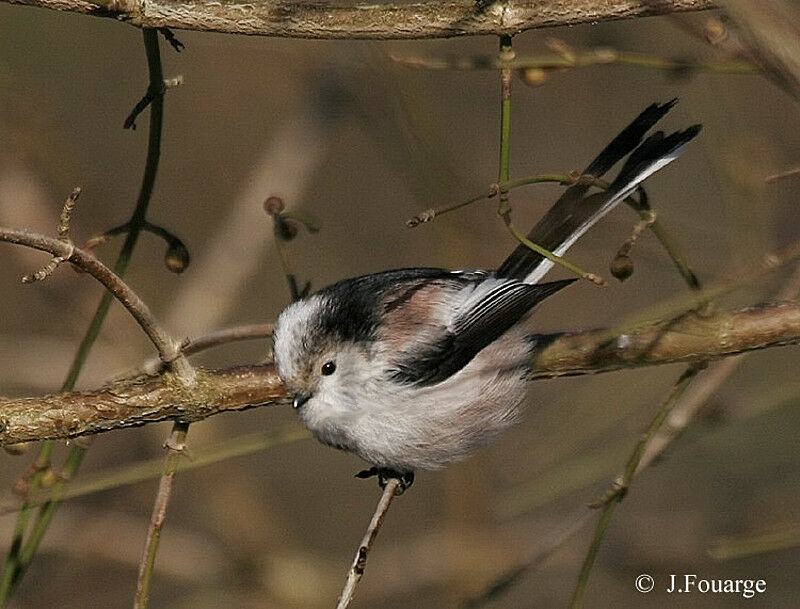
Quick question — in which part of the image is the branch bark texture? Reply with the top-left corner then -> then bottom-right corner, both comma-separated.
0,302 -> 797,446
5,0 -> 715,39
0,366 -> 289,445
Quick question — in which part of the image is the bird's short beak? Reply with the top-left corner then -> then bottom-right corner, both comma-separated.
293,393 -> 311,409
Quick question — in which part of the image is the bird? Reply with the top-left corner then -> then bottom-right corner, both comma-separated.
273,100 -> 701,490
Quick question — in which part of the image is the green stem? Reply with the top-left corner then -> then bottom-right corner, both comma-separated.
498,35 -> 513,189
569,366 -> 701,609
407,174 -> 575,225
15,446 -> 87,568
504,218 -> 604,285
62,29 -> 164,392
648,217 -> 701,289
0,29 -> 167,604
494,45 -> 606,288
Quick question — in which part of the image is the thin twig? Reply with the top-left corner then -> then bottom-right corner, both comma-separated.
609,208 -> 655,281
0,227 -> 193,383
335,478 -> 401,609
157,27 -> 184,52
503,216 -> 606,284
57,187 -> 81,238
567,263 -> 800,604
569,365 -> 702,609
408,172 -> 611,284
406,170 -> 698,288
497,35 -> 513,189
264,195 -> 313,302
83,221 -> 190,274
765,166 -> 800,183
21,187 -> 81,284
394,47 -> 758,73
0,29 -> 174,603
180,323 -> 275,356
405,173 -> 577,226
141,323 -> 275,374
625,188 -> 702,289
462,510 -> 594,608
493,35 -> 602,286
134,421 -> 189,609
717,0 -> 800,102
708,524 -> 800,561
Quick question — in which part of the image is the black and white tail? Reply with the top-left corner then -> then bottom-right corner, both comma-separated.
496,100 -> 701,285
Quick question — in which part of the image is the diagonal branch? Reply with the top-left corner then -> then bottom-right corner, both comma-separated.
336,478 -> 402,609
4,0 -> 716,39
0,227 -> 194,385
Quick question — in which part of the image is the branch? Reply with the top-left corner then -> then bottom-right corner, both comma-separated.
336,478 -> 402,609
134,420 -> 189,609
530,302 -> 800,378
4,0 -> 716,39
569,365 -> 701,608
140,323 -> 274,374
0,30 -> 177,604
1,302 -> 799,445
0,365 -> 289,446
0,227 -> 195,385
465,265 -> 800,609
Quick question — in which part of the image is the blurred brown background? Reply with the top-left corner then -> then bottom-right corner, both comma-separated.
1,3 -> 799,608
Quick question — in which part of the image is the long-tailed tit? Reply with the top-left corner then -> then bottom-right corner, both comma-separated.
274,100 -> 701,489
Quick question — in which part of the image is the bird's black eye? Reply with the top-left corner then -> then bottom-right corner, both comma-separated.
321,361 -> 337,376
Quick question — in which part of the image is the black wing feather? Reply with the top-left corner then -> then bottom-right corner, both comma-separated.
496,100 -> 697,283
390,279 -> 574,386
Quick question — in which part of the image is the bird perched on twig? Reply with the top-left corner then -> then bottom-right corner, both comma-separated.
273,100 -> 701,491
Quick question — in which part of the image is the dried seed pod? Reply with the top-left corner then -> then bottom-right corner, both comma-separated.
165,241 -> 191,273
610,253 -> 634,282
264,196 -> 285,216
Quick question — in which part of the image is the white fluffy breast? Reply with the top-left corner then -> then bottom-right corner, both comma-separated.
299,324 -> 533,472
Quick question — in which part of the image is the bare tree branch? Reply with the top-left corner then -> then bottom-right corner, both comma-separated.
530,302 -> 800,378
0,365 -> 289,445
0,227 -> 195,384
0,301 -> 798,446
4,0 -> 715,39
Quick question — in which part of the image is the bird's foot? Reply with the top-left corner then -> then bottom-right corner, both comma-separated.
355,467 -> 415,495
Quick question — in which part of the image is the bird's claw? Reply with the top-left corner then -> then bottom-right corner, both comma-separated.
355,467 -> 415,494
